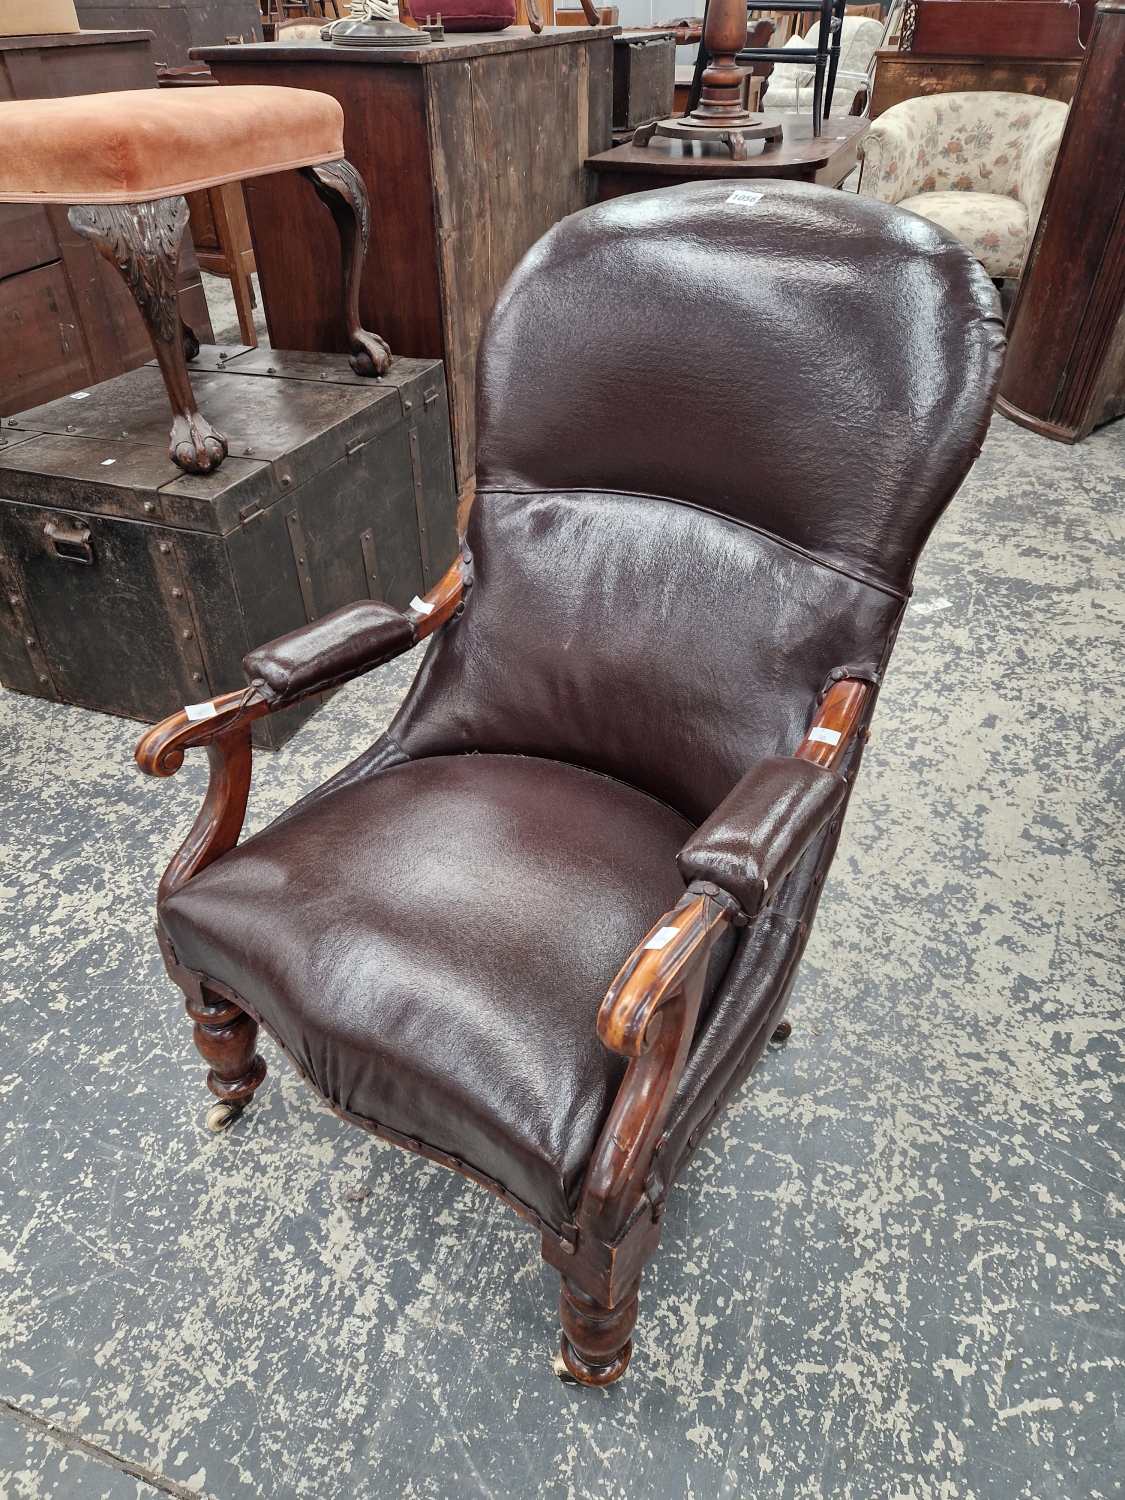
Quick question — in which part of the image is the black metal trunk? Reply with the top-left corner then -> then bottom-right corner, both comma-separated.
0,349 -> 458,748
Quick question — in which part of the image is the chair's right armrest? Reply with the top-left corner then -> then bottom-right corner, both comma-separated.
136,552 -> 469,779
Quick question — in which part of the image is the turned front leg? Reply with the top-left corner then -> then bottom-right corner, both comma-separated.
300,160 -> 391,378
186,986 -> 267,1131
68,197 -> 227,474
558,1275 -> 640,1386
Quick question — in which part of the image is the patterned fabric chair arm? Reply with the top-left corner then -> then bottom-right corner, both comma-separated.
1011,101 -> 1069,262
857,113 -> 915,202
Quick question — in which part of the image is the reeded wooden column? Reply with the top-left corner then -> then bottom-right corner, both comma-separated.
998,1 -> 1125,442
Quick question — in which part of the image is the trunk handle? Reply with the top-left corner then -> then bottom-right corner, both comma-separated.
44,521 -> 94,566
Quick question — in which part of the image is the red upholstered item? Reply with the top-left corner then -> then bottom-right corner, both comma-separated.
407,0 -> 515,30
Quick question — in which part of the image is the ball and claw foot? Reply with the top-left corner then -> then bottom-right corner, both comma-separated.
169,412 -> 228,473
772,1019 -> 793,1042
205,1099 -> 244,1133
349,330 -> 392,379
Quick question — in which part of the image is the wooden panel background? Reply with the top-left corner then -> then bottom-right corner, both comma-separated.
216,60 -> 446,365
207,34 -> 613,491
998,3 -> 1125,440
73,0 -> 263,63
426,35 -> 613,483
869,52 -> 1081,116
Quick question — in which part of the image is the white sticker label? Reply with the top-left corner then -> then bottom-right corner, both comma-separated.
410,595 -> 434,615
644,926 -> 680,952
70,391 -> 90,400
912,596 -> 953,617
184,700 -> 219,723
808,726 -> 842,747
726,190 -> 764,206
100,458 -> 116,466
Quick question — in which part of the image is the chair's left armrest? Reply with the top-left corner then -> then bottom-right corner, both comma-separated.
134,553 -> 469,903
136,553 -> 468,778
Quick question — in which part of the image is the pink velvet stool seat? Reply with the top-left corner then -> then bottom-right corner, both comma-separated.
0,86 -> 390,473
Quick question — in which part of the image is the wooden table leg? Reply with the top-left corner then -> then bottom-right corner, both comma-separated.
209,181 -> 259,349
300,159 -> 391,378
69,196 -> 228,474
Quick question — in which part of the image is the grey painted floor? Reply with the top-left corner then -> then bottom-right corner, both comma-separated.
1,411 -> 1123,1500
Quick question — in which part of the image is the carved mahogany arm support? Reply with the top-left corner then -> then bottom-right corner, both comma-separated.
577,676 -> 870,1246
135,553 -> 469,903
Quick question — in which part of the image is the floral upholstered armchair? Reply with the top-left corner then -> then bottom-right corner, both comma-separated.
858,92 -> 1069,278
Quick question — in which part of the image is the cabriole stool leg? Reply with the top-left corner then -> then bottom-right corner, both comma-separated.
187,987 -> 267,1133
557,1274 -> 640,1386
300,160 -> 392,378
68,197 -> 227,475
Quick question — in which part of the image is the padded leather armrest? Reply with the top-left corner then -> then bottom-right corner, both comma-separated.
676,756 -> 848,919
242,600 -> 415,707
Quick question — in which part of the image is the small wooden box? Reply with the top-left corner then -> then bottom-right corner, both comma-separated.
0,350 -> 458,747
613,30 -> 676,135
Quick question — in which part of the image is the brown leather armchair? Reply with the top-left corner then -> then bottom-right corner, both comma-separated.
136,182 -> 1005,1386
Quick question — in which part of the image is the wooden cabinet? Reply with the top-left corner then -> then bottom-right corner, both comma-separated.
0,30 -> 214,419
198,28 -> 615,494
868,50 -> 1081,116
998,1 -> 1125,443
73,0 -> 263,63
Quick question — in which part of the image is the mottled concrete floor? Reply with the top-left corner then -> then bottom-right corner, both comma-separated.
1,413 -> 1123,1500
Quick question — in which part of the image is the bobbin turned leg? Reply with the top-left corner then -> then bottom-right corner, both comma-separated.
557,1275 -> 640,1386
300,159 -> 391,378
68,197 -> 227,474
187,986 -> 267,1133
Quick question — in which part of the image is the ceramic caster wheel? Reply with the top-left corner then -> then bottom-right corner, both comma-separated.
553,1353 -> 580,1385
205,1100 -> 244,1133
772,1019 -> 792,1042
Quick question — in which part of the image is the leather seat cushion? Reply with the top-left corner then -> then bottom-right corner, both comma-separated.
0,87 -> 344,204
159,754 -> 694,1230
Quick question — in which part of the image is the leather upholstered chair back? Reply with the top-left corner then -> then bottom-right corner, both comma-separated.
384,183 -> 1005,825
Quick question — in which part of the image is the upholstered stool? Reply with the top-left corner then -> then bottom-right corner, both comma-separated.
0,87 -> 389,474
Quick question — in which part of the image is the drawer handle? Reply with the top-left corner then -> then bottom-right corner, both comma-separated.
44,521 -> 94,565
